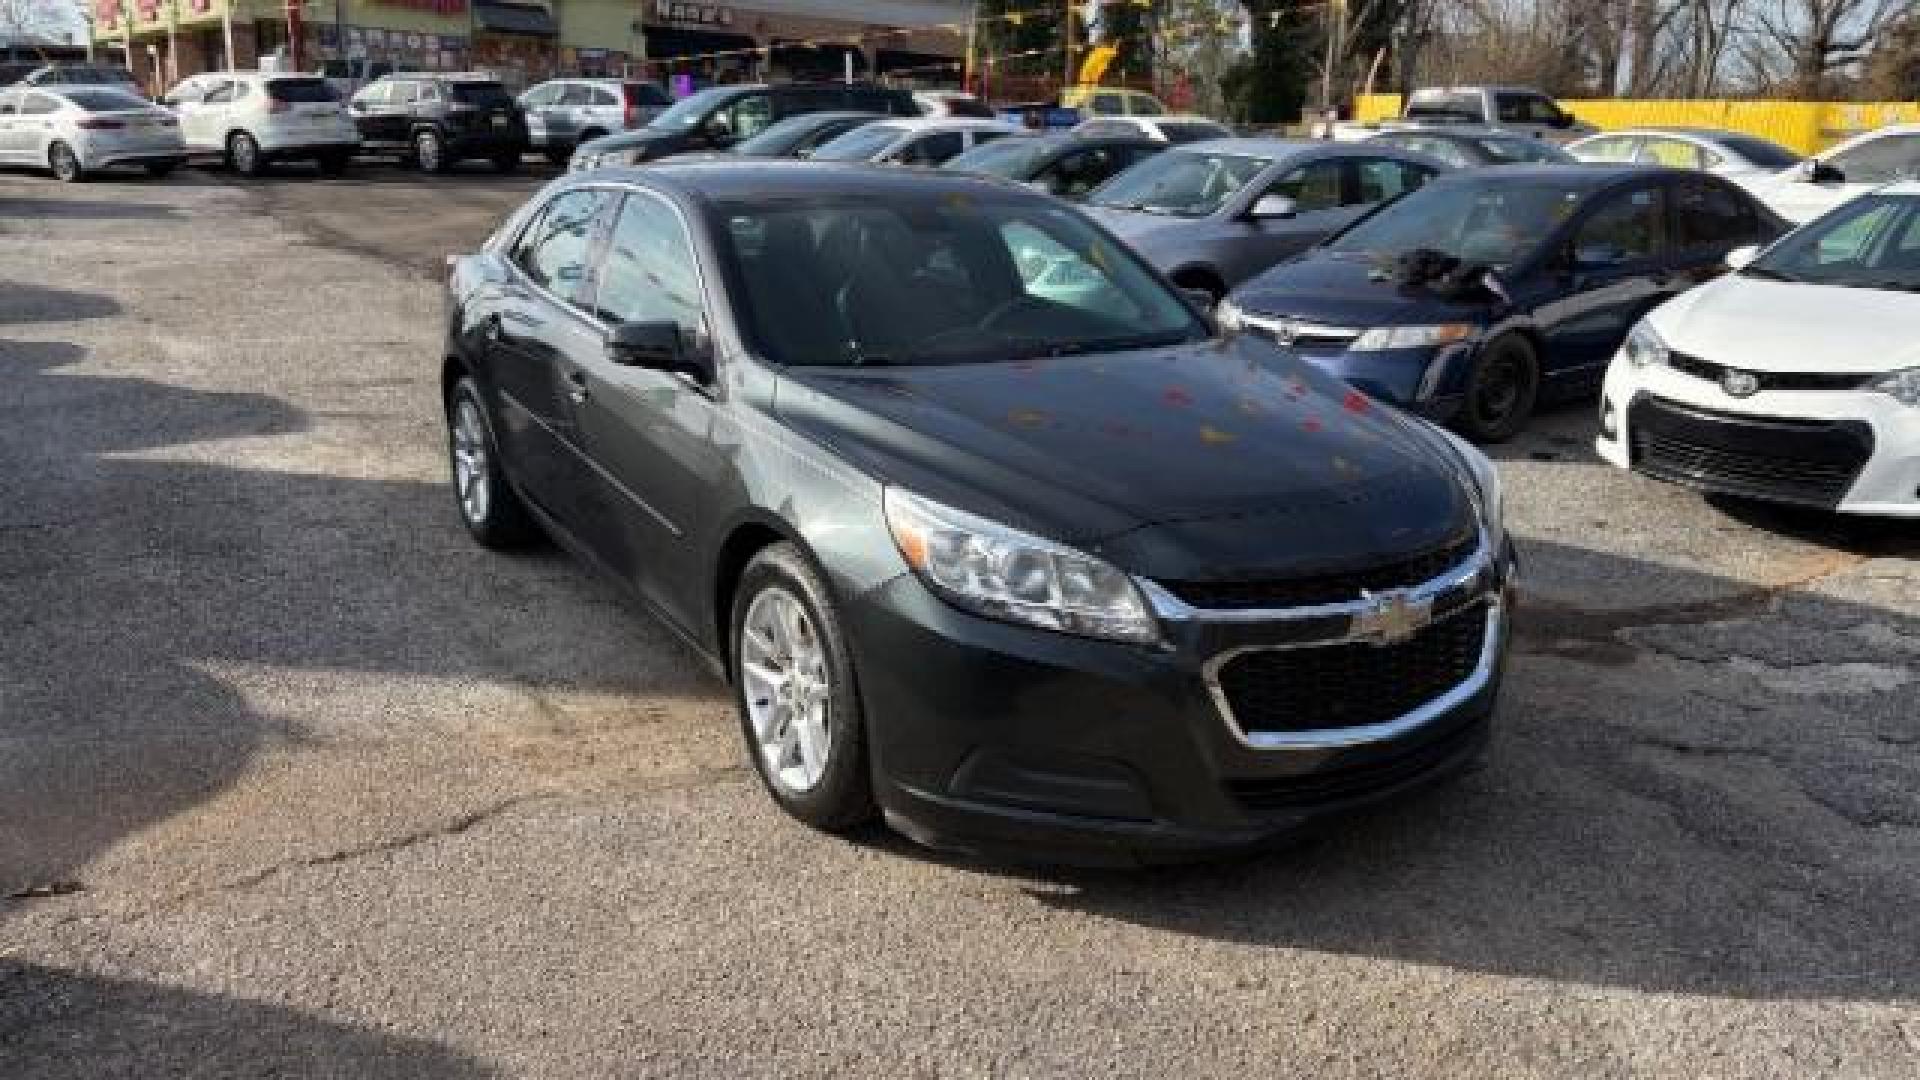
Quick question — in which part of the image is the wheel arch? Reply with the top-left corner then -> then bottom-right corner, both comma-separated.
710,513 -> 814,681
1168,263 -> 1226,299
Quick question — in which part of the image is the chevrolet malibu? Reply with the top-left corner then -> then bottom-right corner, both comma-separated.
441,162 -> 1515,863
1597,185 -> 1920,517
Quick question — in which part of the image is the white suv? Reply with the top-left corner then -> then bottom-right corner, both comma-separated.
164,71 -> 359,176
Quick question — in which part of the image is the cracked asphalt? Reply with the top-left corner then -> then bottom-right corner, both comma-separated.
2,168 -> 1917,1078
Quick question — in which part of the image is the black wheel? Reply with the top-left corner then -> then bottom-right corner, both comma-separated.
415,130 -> 448,173
445,376 -> 540,548
732,543 -> 876,833
143,160 -> 177,178
316,151 -> 350,177
48,141 -> 84,183
228,131 -> 267,176
1455,333 -> 1541,443
491,150 -> 521,174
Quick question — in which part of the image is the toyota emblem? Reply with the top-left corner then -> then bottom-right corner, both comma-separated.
1721,369 -> 1760,398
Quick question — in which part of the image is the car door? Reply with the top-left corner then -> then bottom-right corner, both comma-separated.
547,83 -> 592,148
519,82 -> 558,147
473,187 -> 616,530
1213,156 -> 1350,283
15,92 -> 59,161
583,84 -> 621,138
349,81 -> 394,146
1778,131 -> 1920,223
1535,181 -> 1669,388
0,94 -> 22,162
571,186 -> 725,629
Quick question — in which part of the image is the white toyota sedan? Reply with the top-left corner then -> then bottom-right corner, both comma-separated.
1596,184 -> 1920,518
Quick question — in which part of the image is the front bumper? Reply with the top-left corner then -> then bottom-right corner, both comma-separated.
77,136 -> 186,169
844,540 -> 1515,865
1291,342 -> 1476,422
1596,356 -> 1920,518
256,130 -> 361,155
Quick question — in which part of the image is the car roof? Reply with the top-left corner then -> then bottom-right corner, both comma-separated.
1377,125 -> 1529,141
1428,162 -> 1667,185
869,116 -> 1019,133
380,71 -> 503,82
1173,137 -> 1402,160
596,158 -> 1042,202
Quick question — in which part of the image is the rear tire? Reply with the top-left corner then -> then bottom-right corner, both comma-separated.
48,141 -> 84,183
445,376 -> 540,549
732,543 -> 877,834
1454,333 -> 1541,443
228,131 -> 267,177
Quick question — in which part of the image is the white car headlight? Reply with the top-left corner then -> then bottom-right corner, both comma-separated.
1349,323 -> 1475,351
1872,366 -> 1920,407
883,488 -> 1158,644
1623,319 -> 1669,368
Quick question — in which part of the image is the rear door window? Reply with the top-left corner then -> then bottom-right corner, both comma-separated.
1351,157 -> 1434,203
1093,93 -> 1124,116
450,82 -> 512,108
898,130 -> 965,165
1574,134 -> 1638,163
1671,178 -> 1759,251
557,84 -> 593,108
268,78 -> 337,103
591,86 -> 619,108
1637,136 -> 1704,169
1268,159 -> 1344,211
21,93 -> 59,115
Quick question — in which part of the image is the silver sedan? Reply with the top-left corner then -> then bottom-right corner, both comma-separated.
1564,126 -> 1803,182
0,85 -> 185,182
1080,138 -> 1450,300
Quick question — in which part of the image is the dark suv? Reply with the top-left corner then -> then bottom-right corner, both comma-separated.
349,73 -> 528,173
569,81 -> 917,167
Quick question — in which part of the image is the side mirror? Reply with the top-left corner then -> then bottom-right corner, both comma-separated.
1723,244 -> 1759,271
1181,287 -> 1218,312
1247,194 -> 1297,220
607,320 -> 709,382
1799,159 -> 1844,183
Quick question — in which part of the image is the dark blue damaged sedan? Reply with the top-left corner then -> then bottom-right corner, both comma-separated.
440,160 -> 1515,865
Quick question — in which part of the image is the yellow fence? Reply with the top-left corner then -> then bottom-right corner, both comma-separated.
1351,95 -> 1920,154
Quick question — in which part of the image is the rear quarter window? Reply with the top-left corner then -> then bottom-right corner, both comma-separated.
450,82 -> 513,107
268,78 -> 338,103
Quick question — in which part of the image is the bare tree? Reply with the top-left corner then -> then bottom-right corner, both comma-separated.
0,0 -> 76,48
1740,0 -> 1914,94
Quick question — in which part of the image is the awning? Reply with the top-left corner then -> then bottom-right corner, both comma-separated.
643,26 -> 757,61
771,40 -> 867,77
474,2 -> 556,37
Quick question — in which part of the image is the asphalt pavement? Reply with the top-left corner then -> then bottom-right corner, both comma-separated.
1,164 -> 1916,1078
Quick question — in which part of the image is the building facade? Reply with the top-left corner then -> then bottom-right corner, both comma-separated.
94,0 -> 968,94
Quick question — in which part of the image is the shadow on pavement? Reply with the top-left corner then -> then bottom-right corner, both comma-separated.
0,960 -> 493,1078
0,281 -> 122,326
0,196 -> 180,222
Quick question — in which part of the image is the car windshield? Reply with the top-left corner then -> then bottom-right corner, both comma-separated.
1477,136 -> 1567,163
1328,178 -> 1588,267
450,82 -> 511,106
64,89 -> 150,111
942,135 -> 1049,177
810,123 -> 905,162
648,87 -> 730,130
734,114 -> 863,156
711,191 -> 1206,367
53,67 -> 137,85
1744,193 -> 1920,290
1085,150 -> 1269,217
1720,134 -> 1801,170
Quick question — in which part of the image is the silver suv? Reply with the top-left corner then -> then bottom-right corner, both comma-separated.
520,78 -> 670,165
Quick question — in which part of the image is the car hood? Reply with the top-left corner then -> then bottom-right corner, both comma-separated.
773,336 -> 1478,579
1650,274 -> 1920,373
1233,253 -> 1495,328
578,127 -> 686,160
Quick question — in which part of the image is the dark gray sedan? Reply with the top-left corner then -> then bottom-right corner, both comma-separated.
1082,138 -> 1448,300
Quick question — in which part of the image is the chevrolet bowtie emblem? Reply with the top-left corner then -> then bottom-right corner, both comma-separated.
1353,589 -> 1434,647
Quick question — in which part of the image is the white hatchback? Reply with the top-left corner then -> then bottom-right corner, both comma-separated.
164,71 -> 359,176
1596,185 -> 1920,517
1745,123 -> 1920,224
0,86 -> 184,182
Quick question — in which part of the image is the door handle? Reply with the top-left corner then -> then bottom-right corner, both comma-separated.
565,368 -> 589,405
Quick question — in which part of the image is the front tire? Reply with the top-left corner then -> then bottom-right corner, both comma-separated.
732,544 -> 876,833
1455,333 -> 1541,443
228,131 -> 267,176
48,142 -> 84,182
445,376 -> 540,548
415,130 -> 448,173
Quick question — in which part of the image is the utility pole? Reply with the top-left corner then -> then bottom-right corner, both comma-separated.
1319,0 -> 1343,117
221,0 -> 235,70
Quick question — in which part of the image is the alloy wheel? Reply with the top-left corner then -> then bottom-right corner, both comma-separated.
417,132 -> 441,172
450,396 -> 491,525
50,143 -> 79,182
740,588 -> 833,795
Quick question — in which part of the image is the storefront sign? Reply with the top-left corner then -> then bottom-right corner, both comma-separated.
653,1 -> 733,27
371,0 -> 469,16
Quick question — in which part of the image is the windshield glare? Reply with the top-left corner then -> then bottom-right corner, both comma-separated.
1086,150 -> 1268,217
648,87 -> 730,130
810,124 -> 904,161
943,136 -> 1049,177
1330,179 -> 1586,266
713,193 -> 1205,367
1747,194 -> 1920,290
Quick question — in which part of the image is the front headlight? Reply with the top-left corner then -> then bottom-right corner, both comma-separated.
1872,366 -> 1920,407
1623,319 -> 1669,368
883,488 -> 1158,644
1349,323 -> 1475,351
